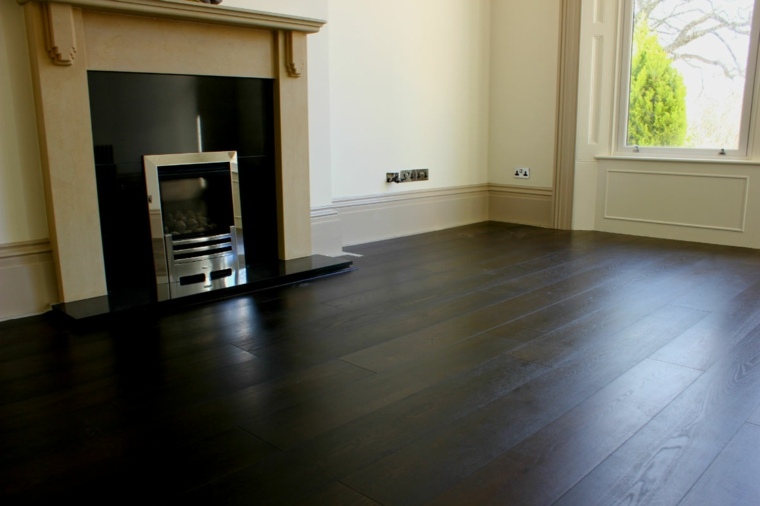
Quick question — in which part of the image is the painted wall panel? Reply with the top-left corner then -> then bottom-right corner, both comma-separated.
605,170 -> 748,232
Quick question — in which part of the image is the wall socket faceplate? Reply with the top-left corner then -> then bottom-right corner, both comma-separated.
387,169 -> 429,183
513,167 -> 530,179
413,169 -> 429,181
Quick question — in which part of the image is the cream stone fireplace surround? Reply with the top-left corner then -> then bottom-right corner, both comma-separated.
19,0 -> 324,304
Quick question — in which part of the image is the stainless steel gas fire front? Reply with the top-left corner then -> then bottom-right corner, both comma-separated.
143,151 -> 246,301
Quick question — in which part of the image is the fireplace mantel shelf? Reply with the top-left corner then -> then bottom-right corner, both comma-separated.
16,0 -> 326,33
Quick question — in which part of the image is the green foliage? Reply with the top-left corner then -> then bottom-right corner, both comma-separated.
627,17 -> 687,147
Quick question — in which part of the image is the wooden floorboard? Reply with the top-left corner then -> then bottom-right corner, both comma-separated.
2,221 -> 760,505
552,322 -> 760,506
425,358 -> 702,506
678,423 -> 760,506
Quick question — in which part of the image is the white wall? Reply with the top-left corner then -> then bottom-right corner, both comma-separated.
489,0 -> 560,189
327,0 -> 492,198
305,21 -> 333,208
0,1 -> 47,245
226,0 -> 333,208
231,0 -> 494,204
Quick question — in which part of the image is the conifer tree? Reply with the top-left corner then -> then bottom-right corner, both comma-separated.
627,18 -> 687,147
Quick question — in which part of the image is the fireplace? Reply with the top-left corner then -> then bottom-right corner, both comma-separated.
87,69 -> 278,306
143,151 -> 245,301
19,0 -> 350,318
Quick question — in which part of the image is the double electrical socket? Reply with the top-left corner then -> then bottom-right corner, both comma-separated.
386,169 -> 429,183
513,167 -> 530,179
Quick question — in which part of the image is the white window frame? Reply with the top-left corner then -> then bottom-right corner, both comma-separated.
616,0 -> 760,159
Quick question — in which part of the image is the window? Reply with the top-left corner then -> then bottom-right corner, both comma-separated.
618,0 -> 760,157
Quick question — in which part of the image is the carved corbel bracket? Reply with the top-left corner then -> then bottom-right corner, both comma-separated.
285,31 -> 305,78
42,3 -> 77,65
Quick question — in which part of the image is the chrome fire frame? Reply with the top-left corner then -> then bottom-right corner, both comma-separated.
143,151 -> 246,301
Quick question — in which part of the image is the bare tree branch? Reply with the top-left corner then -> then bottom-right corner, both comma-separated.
635,0 -> 753,79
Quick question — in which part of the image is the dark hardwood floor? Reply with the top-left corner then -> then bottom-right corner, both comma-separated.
3,221 -> 760,505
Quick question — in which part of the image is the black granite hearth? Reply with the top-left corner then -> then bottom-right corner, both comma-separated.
51,254 -> 353,322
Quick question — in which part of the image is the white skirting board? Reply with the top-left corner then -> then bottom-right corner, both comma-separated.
310,207 -> 345,257
489,184 -> 554,229
0,240 -> 59,322
310,184 -> 555,256
311,185 -> 491,254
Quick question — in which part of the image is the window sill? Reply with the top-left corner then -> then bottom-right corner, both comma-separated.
595,155 -> 760,166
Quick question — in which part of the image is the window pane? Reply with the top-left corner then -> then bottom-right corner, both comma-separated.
626,0 -> 756,150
